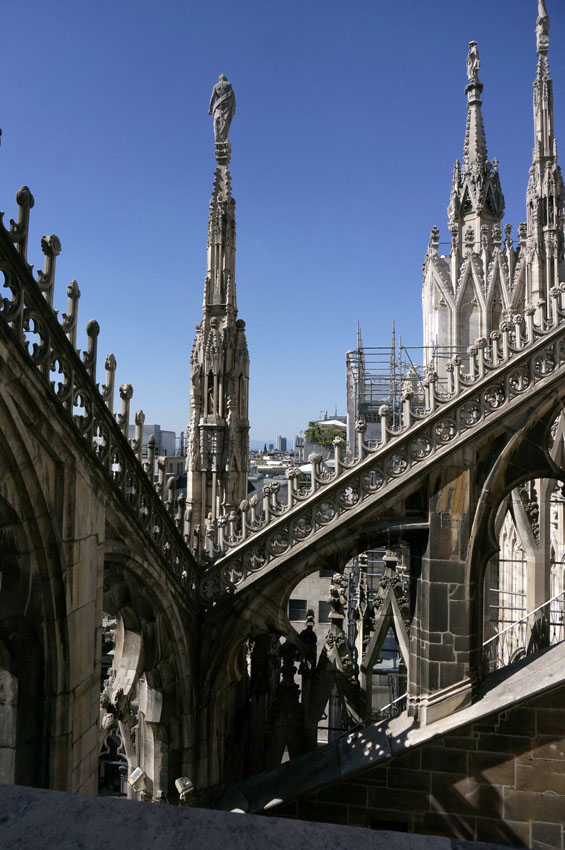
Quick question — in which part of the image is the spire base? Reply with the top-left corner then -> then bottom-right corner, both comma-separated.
215,141 -> 231,166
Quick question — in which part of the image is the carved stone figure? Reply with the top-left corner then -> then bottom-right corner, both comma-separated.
536,2 -> 549,53
466,41 -> 480,83
209,75 -> 236,143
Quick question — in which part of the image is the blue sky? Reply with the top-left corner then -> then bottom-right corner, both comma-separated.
2,0 -> 564,446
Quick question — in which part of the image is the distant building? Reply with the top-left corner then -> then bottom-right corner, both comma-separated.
275,435 -> 287,452
127,423 -> 176,458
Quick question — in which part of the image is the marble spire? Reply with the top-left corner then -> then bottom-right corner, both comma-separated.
185,80 -> 249,559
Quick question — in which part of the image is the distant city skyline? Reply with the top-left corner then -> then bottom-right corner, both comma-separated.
1,1 -> 563,441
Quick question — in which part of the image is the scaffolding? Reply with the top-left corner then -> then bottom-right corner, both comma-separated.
345,323 -> 464,448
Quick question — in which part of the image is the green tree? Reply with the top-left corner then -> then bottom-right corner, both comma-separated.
304,420 -> 345,447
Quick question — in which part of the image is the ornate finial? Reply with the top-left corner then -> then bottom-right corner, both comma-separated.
8,186 -> 35,261
82,319 -> 100,379
209,75 -> 236,165
36,234 -> 62,309
61,280 -> 81,348
429,225 -> 440,255
117,383 -> 133,436
466,41 -> 480,84
101,353 -> 117,412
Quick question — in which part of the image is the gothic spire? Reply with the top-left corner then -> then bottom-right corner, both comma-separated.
447,41 -> 504,250
462,42 -> 488,172
204,161 -> 237,318
526,0 -> 564,317
185,78 -> 249,556
533,0 -> 555,165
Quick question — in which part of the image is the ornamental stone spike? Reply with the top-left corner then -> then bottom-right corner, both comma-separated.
8,186 -> 34,262
175,492 -> 186,531
167,476 -> 176,516
61,280 -> 81,349
134,409 -> 145,464
117,383 -> 133,436
101,353 -> 117,412
36,234 -> 62,309
82,320 -> 100,379
146,434 -> 156,479
158,456 -> 167,500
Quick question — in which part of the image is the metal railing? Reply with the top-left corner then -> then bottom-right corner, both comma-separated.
371,691 -> 408,722
482,590 -> 565,672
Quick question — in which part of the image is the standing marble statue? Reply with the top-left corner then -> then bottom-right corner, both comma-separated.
209,75 -> 236,143
466,41 -> 480,83
536,0 -> 549,53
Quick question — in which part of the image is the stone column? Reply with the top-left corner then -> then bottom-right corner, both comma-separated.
409,459 -> 474,725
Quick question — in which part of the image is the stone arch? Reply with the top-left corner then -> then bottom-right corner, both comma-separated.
0,391 -> 72,789
102,551 -> 195,801
0,617 -> 45,786
511,262 -> 526,312
486,265 -> 509,332
197,587 -> 294,792
200,515 -> 422,790
425,269 -> 455,353
456,267 -> 485,352
477,405 -> 565,676
466,399 -> 565,681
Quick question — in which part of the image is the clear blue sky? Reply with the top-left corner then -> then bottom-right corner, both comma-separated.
2,0 -> 564,446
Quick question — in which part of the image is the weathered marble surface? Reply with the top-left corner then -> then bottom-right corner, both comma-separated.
0,783 -> 511,850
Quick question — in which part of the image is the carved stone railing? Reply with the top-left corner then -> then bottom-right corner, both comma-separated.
0,187 -> 198,596
201,288 -> 565,600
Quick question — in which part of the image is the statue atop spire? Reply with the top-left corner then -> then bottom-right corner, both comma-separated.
466,41 -> 480,84
461,41 -> 490,176
446,40 -> 504,260
209,75 -> 236,164
536,0 -> 550,58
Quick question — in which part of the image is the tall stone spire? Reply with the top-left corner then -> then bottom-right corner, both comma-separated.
462,42 -> 488,171
422,41 -> 509,366
525,0 -> 564,316
185,78 -> 249,559
448,41 -> 505,257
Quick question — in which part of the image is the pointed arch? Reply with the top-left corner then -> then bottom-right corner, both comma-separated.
423,261 -> 455,353
486,254 -> 511,331
456,262 -> 486,350
511,259 -> 526,312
